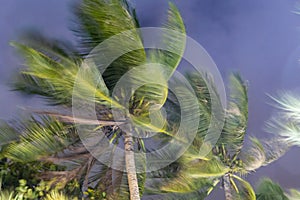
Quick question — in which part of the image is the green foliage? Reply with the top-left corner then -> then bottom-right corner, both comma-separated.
218,73 -> 248,155
256,178 -> 289,200
3,117 -> 73,162
1,0 -> 294,199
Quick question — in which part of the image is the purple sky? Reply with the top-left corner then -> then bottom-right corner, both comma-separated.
1,0 -> 300,199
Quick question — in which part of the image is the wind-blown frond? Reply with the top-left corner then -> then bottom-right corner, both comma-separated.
219,73 -> 248,155
149,2 -> 186,78
266,116 -> 300,147
185,73 -> 212,141
4,117 -> 74,162
256,178 -> 288,200
231,175 -> 256,200
152,156 -> 227,194
128,2 -> 186,116
12,43 -> 122,108
73,0 -> 146,91
240,137 -> 265,171
261,138 -> 289,166
266,92 -> 300,146
269,92 -> 300,121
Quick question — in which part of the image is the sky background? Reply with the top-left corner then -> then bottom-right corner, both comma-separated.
1,0 -> 300,199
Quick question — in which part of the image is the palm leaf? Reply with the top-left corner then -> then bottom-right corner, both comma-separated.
266,92 -> 300,146
239,137 -> 266,171
4,117 -> 74,162
218,73 -> 248,155
231,174 -> 256,200
256,178 -> 288,200
12,43 -> 121,108
73,0 -> 146,91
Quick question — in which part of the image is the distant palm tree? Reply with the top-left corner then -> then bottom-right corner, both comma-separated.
146,73 -> 289,200
0,0 -> 186,199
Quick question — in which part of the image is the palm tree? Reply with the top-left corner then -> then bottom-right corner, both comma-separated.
146,73 -> 289,200
0,0 -> 186,199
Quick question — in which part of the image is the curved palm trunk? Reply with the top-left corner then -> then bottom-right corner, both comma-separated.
124,132 -> 140,200
223,174 -> 233,200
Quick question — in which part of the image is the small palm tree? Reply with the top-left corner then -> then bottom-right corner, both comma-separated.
146,73 -> 289,200
0,0 -> 186,199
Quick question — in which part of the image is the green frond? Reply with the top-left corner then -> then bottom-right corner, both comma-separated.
157,174 -> 215,195
73,0 -> 146,92
4,117 -> 74,162
256,178 -> 288,200
73,0 -> 142,55
231,175 -> 256,200
132,2 -> 186,113
149,156 -> 226,196
219,73 -> 248,155
179,156 -> 229,179
185,73 -> 212,141
149,2 -> 186,79
12,43 -> 121,108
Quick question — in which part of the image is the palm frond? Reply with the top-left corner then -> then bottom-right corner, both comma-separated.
12,43 -> 120,108
149,2 -> 186,79
261,138 -> 289,166
152,156 -> 227,194
219,73 -> 248,155
73,0 -> 146,91
231,175 -> 256,200
256,178 -> 288,200
266,92 -> 300,146
266,117 -> 300,146
269,92 -> 300,121
240,137 -> 266,171
4,116 -> 74,162
128,2 -> 186,114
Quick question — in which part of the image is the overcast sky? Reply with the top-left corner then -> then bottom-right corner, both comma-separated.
1,0 -> 300,199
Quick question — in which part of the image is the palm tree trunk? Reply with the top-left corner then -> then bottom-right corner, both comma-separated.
124,132 -> 140,200
223,174 -> 233,200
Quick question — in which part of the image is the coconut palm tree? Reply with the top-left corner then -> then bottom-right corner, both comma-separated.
0,0 -> 186,199
145,73 -> 290,200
